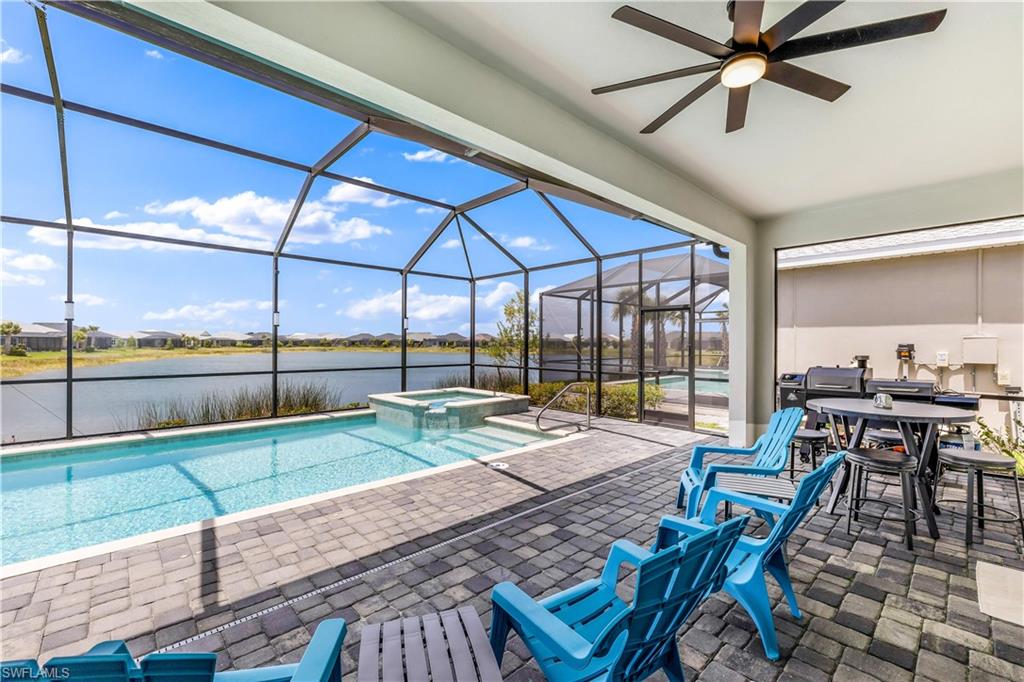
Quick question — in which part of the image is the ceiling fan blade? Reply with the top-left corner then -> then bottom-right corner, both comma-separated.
770,9 -> 947,61
732,1 -> 765,47
763,61 -> 850,101
613,5 -> 733,59
640,73 -> 720,134
762,1 -> 844,52
592,62 -> 722,95
725,85 -> 751,132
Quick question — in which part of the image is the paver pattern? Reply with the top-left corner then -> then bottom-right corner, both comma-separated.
2,411 -> 1023,682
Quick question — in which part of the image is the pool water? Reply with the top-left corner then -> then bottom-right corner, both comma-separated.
0,416 -> 553,565
396,390 -> 491,403
645,374 -> 729,397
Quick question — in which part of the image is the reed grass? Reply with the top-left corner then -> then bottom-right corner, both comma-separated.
130,379 -> 357,429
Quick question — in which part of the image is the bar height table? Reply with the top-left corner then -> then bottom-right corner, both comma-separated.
808,398 -> 975,539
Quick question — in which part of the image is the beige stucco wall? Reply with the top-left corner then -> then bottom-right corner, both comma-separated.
777,244 -> 1024,429
755,168 -> 1024,431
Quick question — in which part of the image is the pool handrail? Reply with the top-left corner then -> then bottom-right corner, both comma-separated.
536,382 -> 591,432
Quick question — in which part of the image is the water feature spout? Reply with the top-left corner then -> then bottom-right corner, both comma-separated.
423,403 -> 450,436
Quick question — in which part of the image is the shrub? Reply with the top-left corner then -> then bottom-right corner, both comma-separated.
976,415 -> 1024,475
6,344 -> 28,357
527,380 -> 663,420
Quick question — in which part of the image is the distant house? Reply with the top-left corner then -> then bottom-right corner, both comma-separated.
10,323 -> 65,351
375,333 -> 401,346
343,333 -> 375,346
86,329 -> 123,350
284,332 -> 318,346
317,332 -> 344,344
209,331 -> 260,347
406,331 -> 434,346
427,332 -> 469,347
135,330 -> 182,348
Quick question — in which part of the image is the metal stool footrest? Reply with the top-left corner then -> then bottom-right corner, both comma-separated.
847,496 -> 923,524
934,499 -> 1023,523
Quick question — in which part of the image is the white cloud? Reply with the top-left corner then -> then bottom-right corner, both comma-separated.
402,149 -> 449,163
0,249 -> 55,286
315,303 -> 327,309
530,284 -> 556,305
0,41 -> 27,64
345,285 -> 468,322
144,49 -> 164,60
145,192 -> 289,239
139,189 -> 391,248
7,253 -> 57,271
415,206 -> 444,215
143,299 -> 271,323
103,210 -> 128,220
504,235 -> 554,251
0,272 -> 45,286
479,281 -> 519,308
323,179 -> 405,208
50,293 -> 106,306
28,216 -> 273,252
440,239 -> 461,249
77,293 -> 107,307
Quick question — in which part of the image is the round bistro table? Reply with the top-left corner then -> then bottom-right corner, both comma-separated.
807,398 -> 976,539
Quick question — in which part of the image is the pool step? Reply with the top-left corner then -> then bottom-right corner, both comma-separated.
455,427 -> 539,449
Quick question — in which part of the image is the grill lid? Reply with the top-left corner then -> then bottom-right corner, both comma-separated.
806,366 -> 871,393
866,379 -> 936,397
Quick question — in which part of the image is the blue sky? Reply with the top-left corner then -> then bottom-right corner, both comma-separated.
0,1 -> 716,337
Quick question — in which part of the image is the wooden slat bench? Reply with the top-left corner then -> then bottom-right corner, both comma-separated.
358,606 -> 503,682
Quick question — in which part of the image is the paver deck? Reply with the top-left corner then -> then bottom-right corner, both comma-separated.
2,410 -> 1023,681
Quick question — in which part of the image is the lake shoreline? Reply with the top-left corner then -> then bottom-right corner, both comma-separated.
0,346 -> 478,379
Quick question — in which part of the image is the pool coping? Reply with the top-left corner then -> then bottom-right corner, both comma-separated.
0,416 -> 584,578
0,409 -> 379,461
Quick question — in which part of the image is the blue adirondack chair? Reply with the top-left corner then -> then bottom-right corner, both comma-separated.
489,515 -> 748,682
657,452 -> 845,661
677,407 -> 804,515
3,619 -> 345,682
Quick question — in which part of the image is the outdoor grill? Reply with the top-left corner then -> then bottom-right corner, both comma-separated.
865,379 -> 936,402
805,366 -> 872,398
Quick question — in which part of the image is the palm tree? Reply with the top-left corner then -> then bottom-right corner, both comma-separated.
83,325 -> 99,351
0,321 -> 21,355
608,286 -> 655,371
715,303 -> 729,367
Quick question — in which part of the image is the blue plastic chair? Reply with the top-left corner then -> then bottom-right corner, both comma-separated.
677,407 -> 804,515
9,619 -> 345,682
658,453 -> 845,661
489,515 -> 748,682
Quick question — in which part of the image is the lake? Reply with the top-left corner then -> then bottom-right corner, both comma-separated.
2,351 -> 497,443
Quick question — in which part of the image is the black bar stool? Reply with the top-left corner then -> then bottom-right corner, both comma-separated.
932,447 -> 1024,546
789,428 -> 829,479
845,447 -> 929,550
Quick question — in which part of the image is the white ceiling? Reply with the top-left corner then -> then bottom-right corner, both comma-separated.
390,1 -> 1023,218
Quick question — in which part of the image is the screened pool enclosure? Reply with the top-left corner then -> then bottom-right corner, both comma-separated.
0,2 -> 730,443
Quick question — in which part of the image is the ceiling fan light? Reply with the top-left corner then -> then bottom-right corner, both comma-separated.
720,53 -> 767,88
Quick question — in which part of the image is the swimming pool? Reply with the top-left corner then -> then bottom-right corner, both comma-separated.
0,414 -> 557,566
645,373 -> 729,397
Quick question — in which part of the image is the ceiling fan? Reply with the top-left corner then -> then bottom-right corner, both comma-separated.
593,1 -> 947,134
